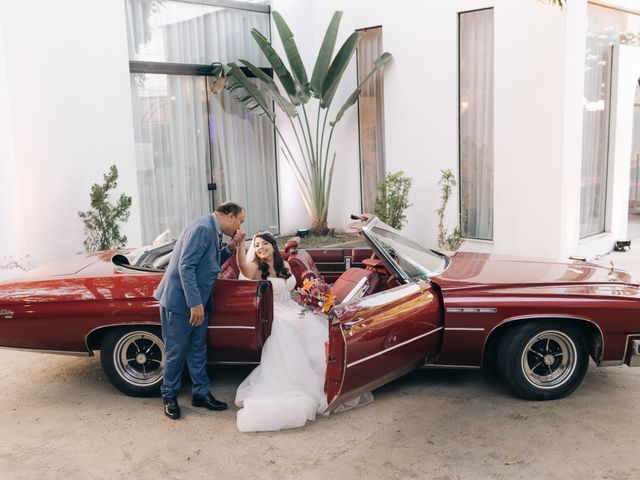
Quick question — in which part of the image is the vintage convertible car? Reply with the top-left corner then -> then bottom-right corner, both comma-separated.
1,216 -> 640,410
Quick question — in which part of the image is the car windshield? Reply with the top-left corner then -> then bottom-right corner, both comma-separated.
362,219 -> 449,282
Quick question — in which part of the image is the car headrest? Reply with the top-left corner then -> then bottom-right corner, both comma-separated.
284,236 -> 301,254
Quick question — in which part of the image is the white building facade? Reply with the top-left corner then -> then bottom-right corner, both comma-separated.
1,0 -> 639,279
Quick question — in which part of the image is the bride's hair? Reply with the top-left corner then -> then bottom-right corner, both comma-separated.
252,232 -> 291,280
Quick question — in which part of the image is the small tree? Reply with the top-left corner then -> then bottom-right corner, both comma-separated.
222,11 -> 392,235
374,171 -> 413,230
436,169 -> 464,251
78,165 -> 132,252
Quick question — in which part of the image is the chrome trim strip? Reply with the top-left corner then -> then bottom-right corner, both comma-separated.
446,308 -> 497,313
346,326 -> 443,368
422,363 -> 482,369
84,322 -> 161,352
0,346 -> 91,357
207,326 -> 255,330
444,327 -> 486,331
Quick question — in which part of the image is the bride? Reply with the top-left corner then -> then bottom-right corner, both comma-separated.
234,231 -> 330,432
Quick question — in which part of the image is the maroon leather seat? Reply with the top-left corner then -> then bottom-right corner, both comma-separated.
218,250 -> 240,280
282,237 -> 323,287
331,268 -> 382,304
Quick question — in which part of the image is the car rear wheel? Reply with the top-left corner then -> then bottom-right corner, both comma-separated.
497,322 -> 589,400
100,327 -> 165,397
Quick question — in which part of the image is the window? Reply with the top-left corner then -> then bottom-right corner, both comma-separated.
581,4 -> 640,237
356,26 -> 386,214
458,8 -> 494,241
125,0 -> 277,243
630,85 -> 640,211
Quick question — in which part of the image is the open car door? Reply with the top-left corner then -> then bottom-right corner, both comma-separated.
324,282 -> 442,411
208,279 -> 273,363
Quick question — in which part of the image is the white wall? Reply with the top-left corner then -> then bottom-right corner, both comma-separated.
0,15 -> 23,281
274,0 -> 574,258
0,0 -> 141,274
1,0 -> 635,270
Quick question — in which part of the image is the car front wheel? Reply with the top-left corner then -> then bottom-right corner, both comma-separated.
100,327 -> 165,397
497,322 -> 589,400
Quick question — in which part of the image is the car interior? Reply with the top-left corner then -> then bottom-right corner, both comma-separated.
112,236 -> 402,304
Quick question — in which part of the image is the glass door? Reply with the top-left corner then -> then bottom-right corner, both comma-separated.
130,73 -> 212,244
206,77 -> 278,237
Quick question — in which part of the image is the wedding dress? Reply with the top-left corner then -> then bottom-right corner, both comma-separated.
235,273 -> 330,432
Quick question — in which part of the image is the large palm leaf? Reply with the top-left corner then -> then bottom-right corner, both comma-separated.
223,11 -> 392,235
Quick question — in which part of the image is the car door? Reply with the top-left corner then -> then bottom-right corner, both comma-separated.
324,281 -> 443,410
207,279 -> 273,363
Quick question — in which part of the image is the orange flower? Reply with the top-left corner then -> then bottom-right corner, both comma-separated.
302,277 -> 315,292
321,292 -> 337,313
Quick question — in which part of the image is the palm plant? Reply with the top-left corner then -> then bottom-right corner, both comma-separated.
221,11 -> 392,235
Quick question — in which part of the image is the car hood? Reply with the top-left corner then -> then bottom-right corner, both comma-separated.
431,251 -> 635,291
0,249 -> 159,305
16,250 -> 124,279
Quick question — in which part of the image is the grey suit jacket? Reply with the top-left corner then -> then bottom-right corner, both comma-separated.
154,214 -> 232,315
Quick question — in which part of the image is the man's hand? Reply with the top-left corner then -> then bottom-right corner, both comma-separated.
189,304 -> 205,326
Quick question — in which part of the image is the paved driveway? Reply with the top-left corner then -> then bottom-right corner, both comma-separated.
3,242 -> 640,479
1,347 -> 639,480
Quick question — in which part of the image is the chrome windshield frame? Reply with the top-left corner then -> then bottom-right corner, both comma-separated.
360,217 -> 451,283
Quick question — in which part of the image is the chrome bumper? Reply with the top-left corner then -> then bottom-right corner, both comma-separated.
630,340 -> 640,367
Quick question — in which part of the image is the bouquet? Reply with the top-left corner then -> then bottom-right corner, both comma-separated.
291,277 -> 336,316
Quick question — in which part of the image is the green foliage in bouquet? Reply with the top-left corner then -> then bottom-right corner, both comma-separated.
374,171 -> 413,230
78,165 -> 132,252
436,169 -> 464,251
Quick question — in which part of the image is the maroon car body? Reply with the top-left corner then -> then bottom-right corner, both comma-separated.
1,216 -> 640,408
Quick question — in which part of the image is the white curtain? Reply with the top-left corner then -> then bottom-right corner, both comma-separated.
581,5 -> 640,235
207,80 -> 278,235
126,1 -> 277,242
130,74 -> 212,243
126,0 -> 268,66
459,9 -> 494,240
357,27 -> 386,214
631,85 -> 640,211
580,7 -> 615,237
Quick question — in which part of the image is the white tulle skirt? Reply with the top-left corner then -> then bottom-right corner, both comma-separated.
235,299 -> 329,432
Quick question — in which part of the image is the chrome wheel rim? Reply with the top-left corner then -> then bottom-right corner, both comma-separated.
521,330 -> 577,389
113,331 -> 165,386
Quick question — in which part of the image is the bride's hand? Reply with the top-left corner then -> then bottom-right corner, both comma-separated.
235,230 -> 247,244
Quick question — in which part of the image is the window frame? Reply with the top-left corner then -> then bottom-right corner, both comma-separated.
126,0 -> 280,235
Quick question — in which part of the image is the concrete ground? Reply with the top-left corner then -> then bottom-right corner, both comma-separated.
3,225 -> 640,479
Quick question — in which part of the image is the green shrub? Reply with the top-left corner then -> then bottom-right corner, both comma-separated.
436,169 -> 464,251
78,165 -> 132,251
374,171 -> 413,230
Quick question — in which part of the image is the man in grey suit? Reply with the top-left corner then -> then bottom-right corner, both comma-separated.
154,201 -> 246,419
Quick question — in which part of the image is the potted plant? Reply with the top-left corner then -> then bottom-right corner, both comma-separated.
219,11 -> 392,235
